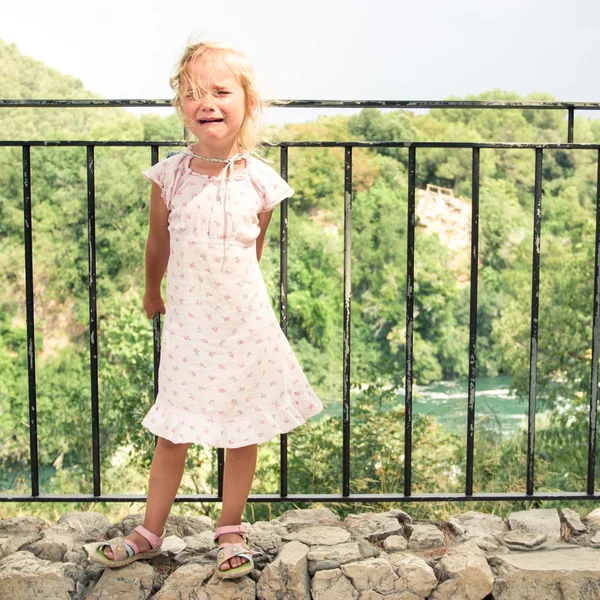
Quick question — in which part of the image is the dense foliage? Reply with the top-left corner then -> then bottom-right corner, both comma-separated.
2,39 -> 600,521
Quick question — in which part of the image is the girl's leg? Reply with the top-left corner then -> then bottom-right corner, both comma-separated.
216,443 -> 258,571
105,437 -> 190,558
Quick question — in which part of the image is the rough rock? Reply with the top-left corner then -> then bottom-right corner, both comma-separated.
491,547 -> 600,600
358,540 -> 380,560
203,573 -> 257,599
173,531 -> 215,564
0,516 -> 47,536
248,520 -> 285,558
407,523 -> 446,551
22,523 -> 85,563
85,560 -> 155,599
57,511 -> 111,540
307,542 -> 363,574
341,557 -> 397,595
311,568 -> 359,600
162,534 -> 188,556
3,507 -> 600,599
274,508 -> 340,531
0,550 -> 83,600
590,531 -> 600,547
383,534 -> 408,553
585,507 -> 600,529
153,563 -> 255,599
0,517 -> 46,559
448,510 -> 505,545
283,525 -> 351,546
257,540 -> 310,600
559,507 -> 586,536
431,540 -> 494,600
507,508 -> 561,539
503,530 -> 546,550
468,536 -> 499,552
377,509 -> 412,524
343,513 -> 405,542
389,552 -> 437,599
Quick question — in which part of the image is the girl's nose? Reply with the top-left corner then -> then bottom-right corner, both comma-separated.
199,94 -> 216,111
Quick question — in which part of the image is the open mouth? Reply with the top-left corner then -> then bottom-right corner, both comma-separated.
199,118 -> 224,125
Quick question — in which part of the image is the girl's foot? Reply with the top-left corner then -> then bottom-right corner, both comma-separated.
217,532 -> 249,571
103,530 -> 151,560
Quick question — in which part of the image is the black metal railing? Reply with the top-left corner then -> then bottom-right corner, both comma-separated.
1,99 -> 600,504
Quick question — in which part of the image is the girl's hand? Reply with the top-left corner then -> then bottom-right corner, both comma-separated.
144,293 -> 166,319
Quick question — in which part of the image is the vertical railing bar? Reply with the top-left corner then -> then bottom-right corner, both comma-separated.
280,146 -> 289,498
466,148 -> 480,496
342,146 -> 353,497
87,145 -> 101,497
588,149 -> 600,494
568,108 -> 575,144
527,147 -> 543,496
22,145 -> 39,497
217,447 -> 225,498
151,145 -> 161,404
404,146 -> 416,497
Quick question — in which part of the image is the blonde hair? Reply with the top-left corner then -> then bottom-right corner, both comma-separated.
170,42 -> 265,153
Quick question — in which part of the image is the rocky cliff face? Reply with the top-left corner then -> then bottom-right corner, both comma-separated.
417,185 -> 472,255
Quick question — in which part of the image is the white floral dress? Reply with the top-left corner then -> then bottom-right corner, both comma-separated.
141,148 -> 323,448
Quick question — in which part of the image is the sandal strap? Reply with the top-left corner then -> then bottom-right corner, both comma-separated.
103,537 -> 134,562
126,539 -> 139,556
216,542 -> 253,569
213,524 -> 247,542
134,525 -> 164,550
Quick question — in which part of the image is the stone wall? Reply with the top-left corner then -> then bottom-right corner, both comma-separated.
2,506 -> 600,599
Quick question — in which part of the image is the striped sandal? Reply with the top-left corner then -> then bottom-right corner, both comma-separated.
213,524 -> 254,579
88,525 -> 165,568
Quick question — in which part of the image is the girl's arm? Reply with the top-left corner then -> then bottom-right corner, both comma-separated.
256,210 -> 273,262
143,182 -> 170,317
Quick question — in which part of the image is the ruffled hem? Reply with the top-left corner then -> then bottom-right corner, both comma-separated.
141,399 -> 323,449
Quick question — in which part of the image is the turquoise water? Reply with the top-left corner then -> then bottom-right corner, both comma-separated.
0,464 -> 56,493
319,376 -> 531,438
409,377 -> 528,437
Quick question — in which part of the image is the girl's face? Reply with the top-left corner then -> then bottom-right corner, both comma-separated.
181,58 -> 247,155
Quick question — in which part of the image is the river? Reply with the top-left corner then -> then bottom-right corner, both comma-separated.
318,376 -> 533,439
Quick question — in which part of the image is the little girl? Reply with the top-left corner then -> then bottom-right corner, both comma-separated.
90,41 -> 323,578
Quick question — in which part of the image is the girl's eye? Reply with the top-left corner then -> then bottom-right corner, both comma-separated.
214,90 -> 229,96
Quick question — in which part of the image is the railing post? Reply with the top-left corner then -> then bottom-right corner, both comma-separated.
466,148 -> 480,496
343,146 -> 353,497
527,148 -> 543,496
22,145 -> 39,497
86,145 -> 101,497
588,149 -> 600,494
280,145 -> 289,498
404,146 -> 416,497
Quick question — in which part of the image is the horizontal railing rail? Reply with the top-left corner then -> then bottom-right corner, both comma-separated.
1,99 -> 600,504
3,98 -> 600,145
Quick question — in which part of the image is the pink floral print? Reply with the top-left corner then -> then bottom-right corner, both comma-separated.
140,149 -> 323,448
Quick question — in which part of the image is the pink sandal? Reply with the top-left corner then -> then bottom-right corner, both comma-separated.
213,524 -> 254,579
88,525 -> 165,568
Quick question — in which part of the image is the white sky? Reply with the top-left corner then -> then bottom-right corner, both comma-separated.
3,0 -> 600,125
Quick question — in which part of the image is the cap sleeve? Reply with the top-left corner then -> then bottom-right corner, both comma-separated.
248,157 -> 294,213
142,152 -> 186,210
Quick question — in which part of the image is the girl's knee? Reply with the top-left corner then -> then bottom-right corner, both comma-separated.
226,443 -> 257,456
157,437 -> 191,452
